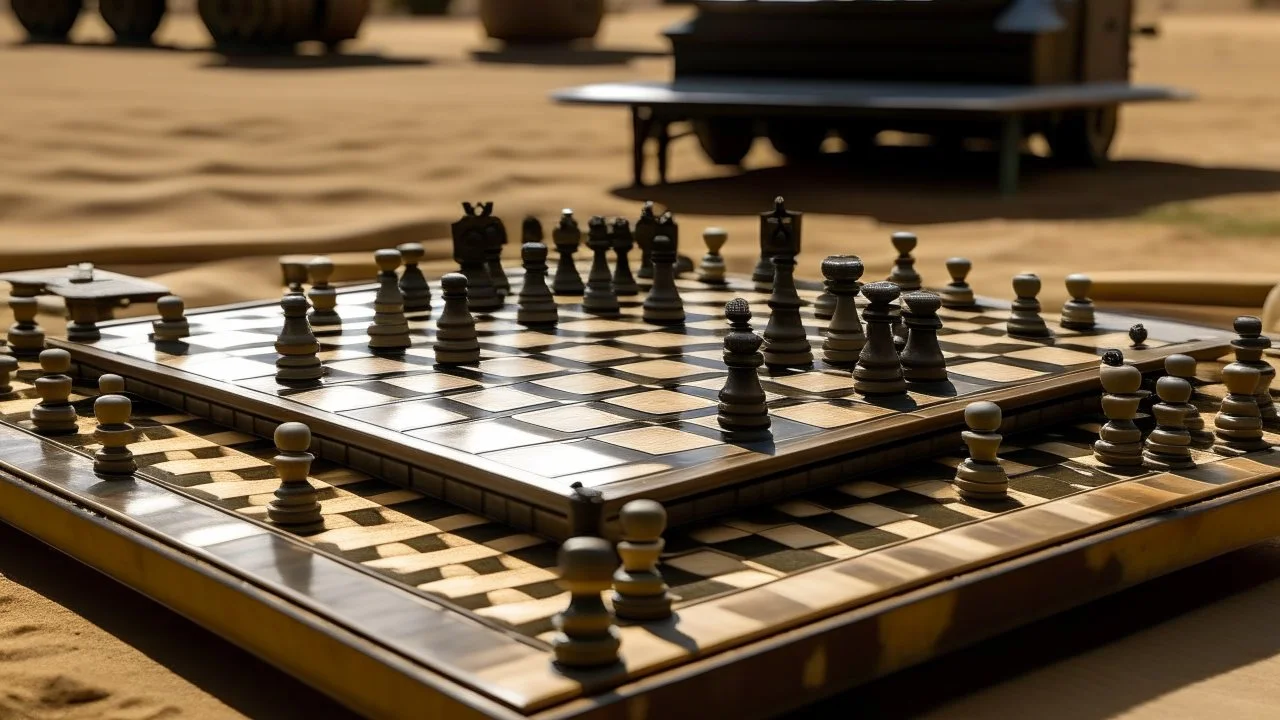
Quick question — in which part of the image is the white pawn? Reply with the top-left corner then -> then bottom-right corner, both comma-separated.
954,401 -> 1009,501
0,355 -> 17,395
1165,354 -> 1214,449
1142,376 -> 1196,471
306,257 -> 342,327
697,227 -> 728,285
435,273 -> 481,366
551,536 -> 621,668
1060,274 -> 1096,330
98,374 -> 126,395
275,294 -> 324,386
7,296 -> 45,357
397,242 -> 433,314
1093,352 -> 1146,467
93,394 -> 137,477
1214,365 -> 1270,456
939,258 -> 976,309
611,500 -> 673,621
152,295 -> 191,342
367,249 -> 412,352
267,422 -> 324,534
31,349 -> 78,435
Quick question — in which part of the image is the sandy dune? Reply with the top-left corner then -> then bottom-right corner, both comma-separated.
2,4 -> 1280,719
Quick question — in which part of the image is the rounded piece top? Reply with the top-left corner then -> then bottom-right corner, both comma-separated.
1064,273 -> 1092,299
374,248 -> 402,272
157,295 -> 185,320
1100,361 -> 1143,394
522,216 -> 544,241
521,242 -> 548,263
0,355 -> 18,373
39,348 -> 71,373
307,256 -> 335,283
965,401 -> 1003,433
396,243 -> 425,263
821,255 -> 865,282
1234,315 -> 1263,338
98,374 -> 126,394
619,499 -> 667,540
94,394 -> 132,425
441,272 -> 468,293
558,536 -> 618,583
703,227 -> 728,242
891,231 -> 918,254
1156,375 -> 1193,404
861,281 -> 901,305
903,290 -> 942,315
724,297 -> 752,324
274,422 -> 312,453
945,257 -> 972,282
281,293 -> 309,315
1129,324 -> 1148,346
1221,363 -> 1262,395
1012,273 -> 1041,298
1164,353 -> 1197,379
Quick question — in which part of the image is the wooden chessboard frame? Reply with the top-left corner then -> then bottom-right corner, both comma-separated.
47,272 -> 1232,541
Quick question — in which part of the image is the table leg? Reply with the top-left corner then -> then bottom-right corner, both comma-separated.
656,121 -> 671,185
66,299 -> 101,343
631,106 -> 653,188
999,113 -> 1022,197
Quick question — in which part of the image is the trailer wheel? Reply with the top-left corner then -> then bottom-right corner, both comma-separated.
693,118 -> 755,166
1048,106 -> 1119,167
766,119 -> 829,162
11,0 -> 84,42
100,0 -> 168,45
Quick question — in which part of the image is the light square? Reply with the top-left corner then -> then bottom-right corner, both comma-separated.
381,373 -> 481,394
758,524 -> 836,549
288,386 -> 396,412
595,426 -> 720,455
772,402 -> 892,429
835,503 -> 914,526
478,358 -> 566,378
1004,346 -> 1101,366
604,390 -> 715,415
558,319 -> 639,333
618,332 -> 704,349
450,387 -> 551,413
514,406 -> 631,433
542,345 -> 636,363
328,357 -> 422,375
482,441 -> 628,478
615,359 -> 717,380
942,332 -> 1039,348
532,372 -> 637,395
951,361 -> 1049,383
768,372 -> 853,394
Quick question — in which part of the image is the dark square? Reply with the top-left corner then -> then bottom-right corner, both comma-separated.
750,549 -> 833,574
708,534 -> 793,561
1011,474 -> 1081,499
797,512 -> 871,538
837,527 -> 905,550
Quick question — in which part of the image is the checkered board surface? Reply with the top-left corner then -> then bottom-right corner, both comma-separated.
66,269 -> 1213,501
6,358 -> 1272,642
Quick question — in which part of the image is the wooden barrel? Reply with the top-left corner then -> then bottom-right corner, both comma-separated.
197,0 -> 240,46
240,0 -> 291,47
314,0 -> 371,47
479,0 -> 604,44
11,0 -> 85,42
100,0 -> 169,45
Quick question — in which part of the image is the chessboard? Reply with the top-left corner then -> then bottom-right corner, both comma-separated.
51,267 -> 1232,540
1,353 -> 1278,720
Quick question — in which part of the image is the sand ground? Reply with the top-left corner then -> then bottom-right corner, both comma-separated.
2,5 -> 1280,719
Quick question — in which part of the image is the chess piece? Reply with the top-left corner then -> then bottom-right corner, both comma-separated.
762,211 -> 812,371
367,249 -> 412,352
611,218 -> 639,297
517,242 -> 559,327
718,298 -> 771,439
552,209 -> 586,296
754,197 -> 801,293
1228,316 -> 1277,424
1142,376 -> 1196,471
551,536 -> 622,669
484,218 -> 511,297
954,401 -> 1009,501
1060,274 -> 1096,330
642,236 -> 685,326
1093,351 -> 1145,468
152,295 -> 191,342
31,349 -> 78,435
65,299 -> 102,342
93,394 -> 137,477
435,273 -> 481,366
1007,273 -> 1051,339
275,294 -> 324,386
1165,354 -> 1215,449
397,242 -> 433,314
1213,364 -> 1270,455
611,499 -> 673,621
522,215 -> 544,244
635,201 -> 659,281
698,227 -> 728,285
656,212 -> 681,274
569,482 -> 605,538
820,255 -> 866,366
900,291 -> 948,383
267,422 -> 324,535
0,355 -> 17,395
583,216 -> 621,317
939,258 -> 976,309
306,256 -> 342,327
1129,323 -> 1148,350
7,296 -> 44,357
887,231 -> 922,292
281,259 -> 308,295
98,374 -> 126,395
853,282 -> 907,396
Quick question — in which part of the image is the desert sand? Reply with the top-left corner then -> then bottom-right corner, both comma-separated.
2,4 -> 1280,719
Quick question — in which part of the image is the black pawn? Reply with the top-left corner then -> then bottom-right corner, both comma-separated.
522,215 -> 544,244
457,231 -> 501,315
583,216 -> 621,317
635,201 -> 659,280
397,242 -> 433,314
820,255 -> 866,366
717,298 -> 771,440
485,221 -> 511,297
901,291 -> 947,383
434,273 -> 480,367
763,256 -> 813,371
853,282 -> 907,396
611,218 -> 639,297
552,209 -> 585,296
1130,323 -> 1148,349
642,236 -> 685,326
1007,273 -> 1051,339
887,231 -> 922,291
517,242 -> 558,327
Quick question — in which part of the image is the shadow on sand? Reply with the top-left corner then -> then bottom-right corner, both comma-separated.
470,45 -> 666,67
612,145 -> 1280,225
203,50 -> 433,70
